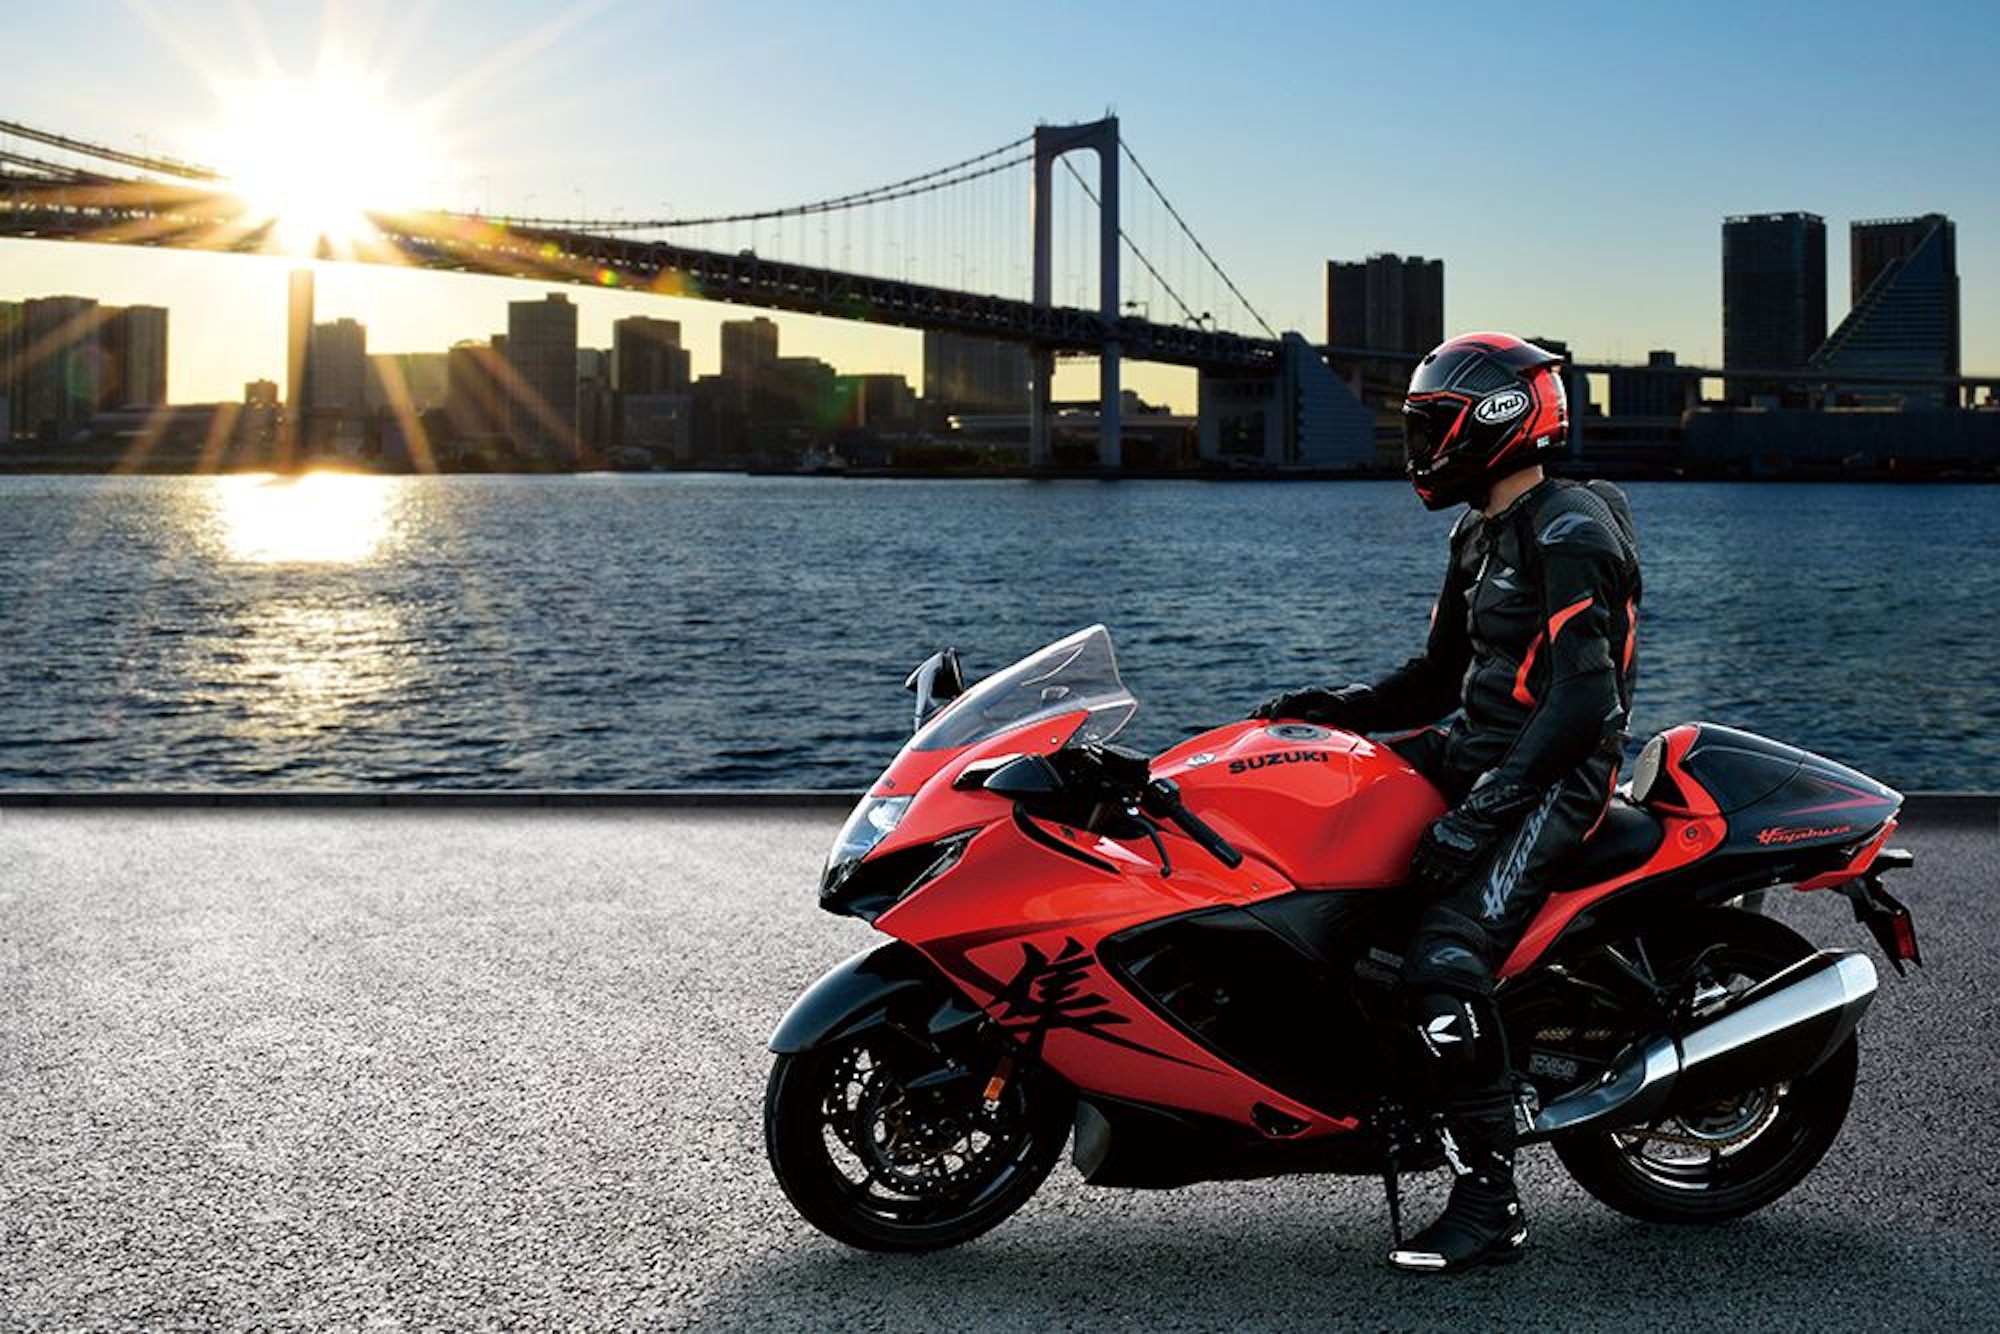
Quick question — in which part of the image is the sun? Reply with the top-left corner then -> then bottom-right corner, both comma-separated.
209,66 -> 442,252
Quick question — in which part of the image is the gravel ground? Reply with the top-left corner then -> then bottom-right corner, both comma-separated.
1,808 -> 1995,1332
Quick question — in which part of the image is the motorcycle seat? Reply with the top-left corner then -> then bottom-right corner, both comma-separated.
1548,796 -> 1664,892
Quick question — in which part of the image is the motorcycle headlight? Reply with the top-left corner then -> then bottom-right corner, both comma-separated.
822,795 -> 913,895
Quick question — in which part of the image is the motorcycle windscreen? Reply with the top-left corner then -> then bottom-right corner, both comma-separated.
906,624 -> 1137,755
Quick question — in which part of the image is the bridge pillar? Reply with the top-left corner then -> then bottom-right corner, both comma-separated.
1030,116 -> 1120,470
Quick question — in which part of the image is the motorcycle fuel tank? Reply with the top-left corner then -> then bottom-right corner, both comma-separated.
1153,722 -> 1444,889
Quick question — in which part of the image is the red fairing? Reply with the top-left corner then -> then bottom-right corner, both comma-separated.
878,816 -> 1352,1133
863,708 -> 1091,862
1500,724 -> 1727,977
1153,722 -> 1444,888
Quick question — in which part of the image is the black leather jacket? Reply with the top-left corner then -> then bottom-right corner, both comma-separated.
1364,478 -> 1641,792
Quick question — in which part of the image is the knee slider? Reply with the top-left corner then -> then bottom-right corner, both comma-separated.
1402,904 -> 1498,997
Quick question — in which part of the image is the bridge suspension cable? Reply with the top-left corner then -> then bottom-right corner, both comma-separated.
1055,156 -> 1204,327
489,135 -> 1034,232
1119,136 -> 1277,340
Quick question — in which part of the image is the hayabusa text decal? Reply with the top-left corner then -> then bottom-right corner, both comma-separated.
1756,824 -> 1855,846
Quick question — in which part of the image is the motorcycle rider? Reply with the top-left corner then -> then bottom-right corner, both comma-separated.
1253,332 -> 1640,1273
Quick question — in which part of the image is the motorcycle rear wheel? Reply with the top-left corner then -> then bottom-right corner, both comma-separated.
1551,908 -> 1860,1224
765,1026 -> 1072,1252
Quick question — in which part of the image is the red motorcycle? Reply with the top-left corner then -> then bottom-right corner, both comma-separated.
765,627 -> 1920,1252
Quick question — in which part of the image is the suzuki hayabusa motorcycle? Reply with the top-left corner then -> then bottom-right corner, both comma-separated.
765,626 -> 1920,1253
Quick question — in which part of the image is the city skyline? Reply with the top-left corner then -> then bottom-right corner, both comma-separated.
2,0 -> 1995,411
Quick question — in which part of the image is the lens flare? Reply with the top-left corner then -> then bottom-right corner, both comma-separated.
208,66 -> 442,252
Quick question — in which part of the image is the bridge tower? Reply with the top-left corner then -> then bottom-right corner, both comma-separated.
1030,117 -> 1120,469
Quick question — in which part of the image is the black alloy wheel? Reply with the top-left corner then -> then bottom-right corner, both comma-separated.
1538,907 -> 1861,1224
764,1025 -> 1073,1252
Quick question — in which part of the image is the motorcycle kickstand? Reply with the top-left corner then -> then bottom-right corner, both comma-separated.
1381,1145 -> 1405,1250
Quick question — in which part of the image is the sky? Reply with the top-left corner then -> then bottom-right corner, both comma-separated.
4,0 -> 1995,413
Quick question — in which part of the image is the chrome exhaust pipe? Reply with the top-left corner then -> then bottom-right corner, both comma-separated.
1524,950 -> 1878,1143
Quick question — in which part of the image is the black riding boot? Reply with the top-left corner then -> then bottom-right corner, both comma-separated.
1387,1095 -> 1527,1273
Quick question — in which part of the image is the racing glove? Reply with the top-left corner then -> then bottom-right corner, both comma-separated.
1410,778 -> 1544,893
1248,683 -> 1377,730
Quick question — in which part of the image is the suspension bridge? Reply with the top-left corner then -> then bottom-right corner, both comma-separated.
0,115 -> 1367,469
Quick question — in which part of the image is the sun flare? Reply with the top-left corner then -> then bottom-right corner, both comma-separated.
208,67 -> 442,252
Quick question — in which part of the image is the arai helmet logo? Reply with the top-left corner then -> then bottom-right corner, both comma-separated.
1185,752 -> 1217,768
1474,388 -> 1530,425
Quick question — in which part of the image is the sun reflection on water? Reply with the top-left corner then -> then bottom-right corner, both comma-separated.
212,472 -> 399,564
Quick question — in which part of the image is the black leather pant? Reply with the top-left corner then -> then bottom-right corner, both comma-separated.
1389,729 -> 1618,1163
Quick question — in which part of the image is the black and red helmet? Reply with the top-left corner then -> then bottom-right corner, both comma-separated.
1402,332 -> 1568,510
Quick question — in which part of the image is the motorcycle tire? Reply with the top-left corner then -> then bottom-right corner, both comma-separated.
1552,907 -> 1860,1225
765,1025 -> 1072,1252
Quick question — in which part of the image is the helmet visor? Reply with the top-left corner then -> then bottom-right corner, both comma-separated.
1402,396 -> 1467,473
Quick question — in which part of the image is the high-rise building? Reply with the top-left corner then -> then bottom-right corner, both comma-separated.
0,300 -> 22,438
921,332 -> 1029,413
1324,254 -> 1444,354
720,316 -> 779,383
1722,212 -> 1826,401
446,340 -> 509,439
1811,213 -> 1959,405
101,305 -> 168,409
286,269 -> 314,423
718,316 -> 781,451
21,296 -> 104,443
613,316 -> 690,396
364,352 -> 450,414
507,293 -> 579,464
307,317 -> 369,413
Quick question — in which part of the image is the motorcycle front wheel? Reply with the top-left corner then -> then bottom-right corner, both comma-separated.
1550,907 -> 1860,1224
764,1025 -> 1072,1252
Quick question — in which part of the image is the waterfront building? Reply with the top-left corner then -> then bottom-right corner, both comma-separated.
720,316 -> 779,384
100,305 -> 168,409
446,340 -> 509,441
506,293 -> 579,466
1324,253 -> 1444,356
0,300 -> 21,438
240,379 -> 280,460
838,374 -> 918,432
614,317 -> 690,396
1609,350 -> 1691,419
922,332 -> 1029,419
1198,333 -> 1374,468
307,318 -> 369,414
364,353 -> 450,414
1722,212 -> 1826,402
20,295 -> 103,444
1811,214 -> 1959,407
773,355 -> 838,432
286,270 -> 313,426
620,393 -> 690,461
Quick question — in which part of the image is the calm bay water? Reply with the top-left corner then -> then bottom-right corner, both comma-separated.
2,474 -> 1994,791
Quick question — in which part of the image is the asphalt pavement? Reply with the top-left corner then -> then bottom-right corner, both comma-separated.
2,808 -> 1995,1332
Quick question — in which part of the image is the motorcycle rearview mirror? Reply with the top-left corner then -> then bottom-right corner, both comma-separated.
904,648 -> 966,733
982,754 -> 1065,800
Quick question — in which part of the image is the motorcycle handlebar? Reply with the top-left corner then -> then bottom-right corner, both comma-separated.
1143,778 -> 1244,870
